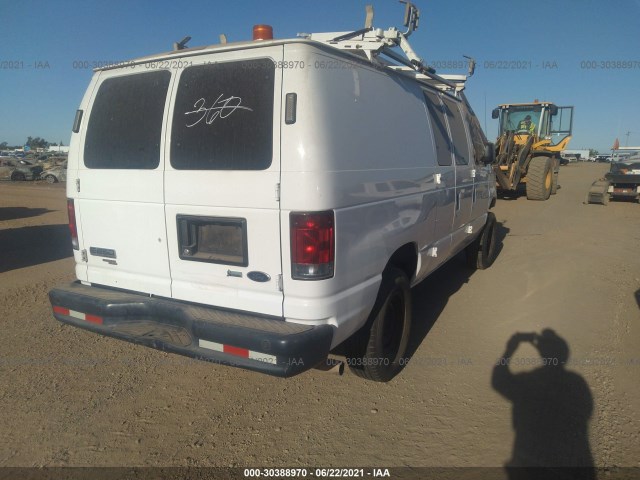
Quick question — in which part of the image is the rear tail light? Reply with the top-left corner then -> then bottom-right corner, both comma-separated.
290,211 -> 334,280
67,199 -> 79,250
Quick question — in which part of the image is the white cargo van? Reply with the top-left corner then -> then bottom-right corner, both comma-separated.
50,4 -> 498,381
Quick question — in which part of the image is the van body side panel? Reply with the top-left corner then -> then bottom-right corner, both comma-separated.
279,44 -> 438,346
67,73 -> 102,283
473,165 -> 494,216
164,47 -> 284,317
76,68 -> 174,296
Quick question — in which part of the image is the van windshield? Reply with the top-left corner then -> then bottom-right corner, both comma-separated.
170,59 -> 275,170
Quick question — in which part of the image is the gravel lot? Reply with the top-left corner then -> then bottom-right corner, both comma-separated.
0,163 -> 638,476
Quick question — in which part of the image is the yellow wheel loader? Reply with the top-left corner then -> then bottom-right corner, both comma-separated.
491,101 -> 574,200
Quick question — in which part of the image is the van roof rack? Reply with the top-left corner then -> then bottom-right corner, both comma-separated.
298,2 -> 474,94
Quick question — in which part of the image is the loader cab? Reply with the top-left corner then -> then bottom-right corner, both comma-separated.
495,104 -> 543,137
493,103 -> 573,149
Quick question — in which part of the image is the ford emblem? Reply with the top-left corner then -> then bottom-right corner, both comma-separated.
247,271 -> 271,283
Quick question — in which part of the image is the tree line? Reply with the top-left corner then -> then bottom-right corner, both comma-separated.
0,138 -> 65,150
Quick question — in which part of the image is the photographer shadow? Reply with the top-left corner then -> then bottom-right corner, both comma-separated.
491,330 -> 595,480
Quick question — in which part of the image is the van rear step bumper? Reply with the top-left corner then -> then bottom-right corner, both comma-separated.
49,282 -> 334,378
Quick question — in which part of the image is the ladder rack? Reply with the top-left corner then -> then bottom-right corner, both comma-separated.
299,2 -> 474,94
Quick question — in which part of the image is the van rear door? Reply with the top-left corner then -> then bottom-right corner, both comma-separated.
164,48 -> 284,317
77,68 -> 173,296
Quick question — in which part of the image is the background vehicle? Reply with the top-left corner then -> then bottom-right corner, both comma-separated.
561,153 -> 580,163
491,101 -> 574,200
0,158 -> 43,181
40,160 -> 67,183
587,148 -> 640,204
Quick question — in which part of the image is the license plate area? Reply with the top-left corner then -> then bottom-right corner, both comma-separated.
177,215 -> 248,267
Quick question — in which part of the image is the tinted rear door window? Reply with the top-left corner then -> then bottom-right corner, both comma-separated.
84,70 -> 171,169
170,59 -> 275,170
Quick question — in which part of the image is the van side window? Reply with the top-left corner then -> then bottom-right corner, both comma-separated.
84,70 -> 171,169
441,98 -> 470,165
424,91 -> 452,166
170,59 -> 275,170
460,98 -> 486,165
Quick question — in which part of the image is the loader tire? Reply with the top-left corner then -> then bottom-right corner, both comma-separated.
551,170 -> 559,195
345,268 -> 411,382
526,156 -> 553,200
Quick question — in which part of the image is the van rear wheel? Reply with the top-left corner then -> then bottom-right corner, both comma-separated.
345,268 -> 411,382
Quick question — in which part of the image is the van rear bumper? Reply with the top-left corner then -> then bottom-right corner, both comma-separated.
49,282 -> 334,378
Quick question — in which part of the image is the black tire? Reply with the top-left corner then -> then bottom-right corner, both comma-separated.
45,174 -> 57,184
11,172 -> 26,181
550,157 -> 560,195
465,212 -> 498,270
345,268 -> 411,382
526,156 -> 552,200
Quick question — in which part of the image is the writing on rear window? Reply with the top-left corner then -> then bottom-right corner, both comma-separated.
184,95 -> 253,128
171,59 -> 275,171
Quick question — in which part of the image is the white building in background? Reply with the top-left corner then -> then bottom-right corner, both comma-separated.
48,145 -> 70,153
561,149 -> 590,160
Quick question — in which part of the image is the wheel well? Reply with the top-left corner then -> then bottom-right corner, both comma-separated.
384,243 -> 418,281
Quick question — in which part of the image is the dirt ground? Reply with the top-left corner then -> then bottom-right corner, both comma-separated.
0,163 -> 639,476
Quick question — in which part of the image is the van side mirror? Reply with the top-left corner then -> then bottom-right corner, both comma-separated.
491,108 -> 500,119
481,142 -> 495,165
549,105 -> 558,116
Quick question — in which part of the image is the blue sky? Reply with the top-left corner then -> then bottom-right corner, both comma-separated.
1,0 -> 639,152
